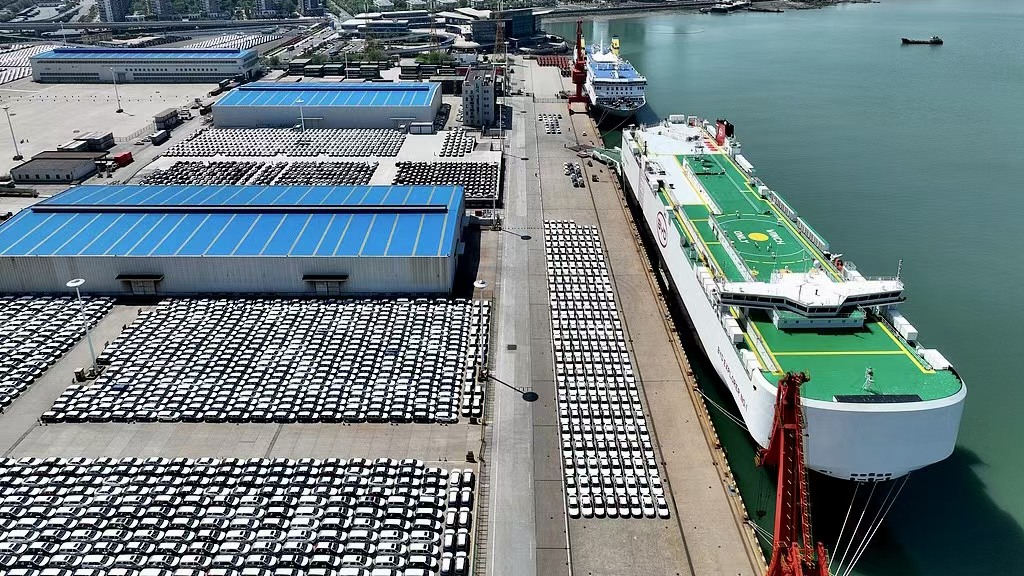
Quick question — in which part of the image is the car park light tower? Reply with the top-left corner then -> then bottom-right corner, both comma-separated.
109,67 -> 123,113
3,105 -> 22,161
66,278 -> 98,377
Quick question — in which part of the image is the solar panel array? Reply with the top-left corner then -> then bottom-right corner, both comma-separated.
0,44 -> 58,85
33,47 -> 253,60
184,33 -> 283,50
164,128 -> 407,157
142,161 -> 378,187
216,82 -> 438,109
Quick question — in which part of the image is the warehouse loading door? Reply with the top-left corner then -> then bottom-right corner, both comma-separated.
303,274 -> 349,296
116,274 -> 163,296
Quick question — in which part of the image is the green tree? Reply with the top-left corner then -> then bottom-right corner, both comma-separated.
363,38 -> 386,62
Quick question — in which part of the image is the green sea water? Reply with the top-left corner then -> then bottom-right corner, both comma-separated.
548,1 -> 1024,573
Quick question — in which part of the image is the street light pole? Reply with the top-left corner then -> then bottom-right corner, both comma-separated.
2,105 -> 22,161
109,67 -> 123,113
296,98 -> 306,133
66,278 -> 98,376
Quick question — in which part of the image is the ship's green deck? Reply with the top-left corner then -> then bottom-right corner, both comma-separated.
653,147 -> 962,402
748,311 -> 961,401
678,154 -> 834,281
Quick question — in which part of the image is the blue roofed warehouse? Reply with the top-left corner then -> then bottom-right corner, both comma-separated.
0,184 -> 465,296
212,82 -> 442,129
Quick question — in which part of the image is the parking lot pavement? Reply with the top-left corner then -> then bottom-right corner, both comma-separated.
9,421 -> 480,463
1,297 -> 112,415
0,305 -> 144,457
0,79 -> 217,176
0,196 -> 43,217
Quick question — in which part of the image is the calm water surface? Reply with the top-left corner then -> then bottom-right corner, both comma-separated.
549,2 -> 1024,573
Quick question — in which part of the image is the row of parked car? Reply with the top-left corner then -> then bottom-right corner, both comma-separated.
0,297 -> 112,414
0,458 -> 475,576
43,299 -> 490,424
544,221 -> 670,520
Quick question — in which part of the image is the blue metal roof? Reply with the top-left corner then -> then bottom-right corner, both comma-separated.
32,47 -> 256,61
215,82 -> 439,108
0,185 -> 462,258
590,63 -> 643,80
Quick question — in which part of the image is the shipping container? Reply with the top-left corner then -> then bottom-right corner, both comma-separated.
150,130 -> 169,145
57,140 -> 89,152
113,151 -> 133,167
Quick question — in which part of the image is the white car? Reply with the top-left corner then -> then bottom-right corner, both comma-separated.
567,495 -> 581,518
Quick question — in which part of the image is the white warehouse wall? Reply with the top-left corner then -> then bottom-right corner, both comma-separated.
0,254 -> 457,296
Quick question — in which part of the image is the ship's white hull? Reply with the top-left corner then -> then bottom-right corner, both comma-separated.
592,99 -> 646,118
621,130 -> 966,481
584,78 -> 646,118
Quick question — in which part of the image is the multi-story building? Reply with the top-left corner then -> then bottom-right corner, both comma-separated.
300,0 -> 324,16
470,8 -> 537,46
258,0 -> 281,15
97,0 -> 132,22
150,0 -> 173,18
30,48 -> 261,84
201,0 -> 227,16
462,67 -> 496,128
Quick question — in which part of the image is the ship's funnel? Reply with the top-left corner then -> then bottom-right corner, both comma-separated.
611,36 -> 620,56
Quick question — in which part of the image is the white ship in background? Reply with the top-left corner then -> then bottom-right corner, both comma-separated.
584,36 -> 647,118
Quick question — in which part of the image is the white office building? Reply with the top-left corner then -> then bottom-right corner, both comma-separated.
462,67 -> 496,128
30,48 -> 261,84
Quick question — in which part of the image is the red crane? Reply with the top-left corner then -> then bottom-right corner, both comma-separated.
757,372 -> 830,576
568,19 -> 589,111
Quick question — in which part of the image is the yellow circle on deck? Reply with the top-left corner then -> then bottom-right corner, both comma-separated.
748,232 -> 770,242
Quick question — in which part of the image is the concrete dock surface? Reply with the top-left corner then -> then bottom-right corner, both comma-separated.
483,57 -> 762,576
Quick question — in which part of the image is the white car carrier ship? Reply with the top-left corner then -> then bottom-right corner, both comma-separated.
620,115 -> 965,481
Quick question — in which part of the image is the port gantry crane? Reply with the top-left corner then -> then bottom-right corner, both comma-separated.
757,371 -> 831,576
568,19 -> 589,112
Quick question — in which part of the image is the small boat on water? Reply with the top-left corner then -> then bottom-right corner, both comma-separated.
902,36 -> 943,45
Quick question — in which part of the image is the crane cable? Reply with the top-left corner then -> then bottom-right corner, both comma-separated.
693,386 -> 748,432
745,519 -> 774,544
840,475 -> 910,576
831,480 -> 878,573
828,482 -> 861,574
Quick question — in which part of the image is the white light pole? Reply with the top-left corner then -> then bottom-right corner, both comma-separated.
3,105 -> 22,161
109,67 -> 123,113
296,97 -> 306,132
66,278 -> 98,376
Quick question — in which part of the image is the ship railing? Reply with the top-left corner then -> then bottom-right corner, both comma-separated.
872,311 -> 933,371
738,313 -> 782,374
680,160 -> 723,214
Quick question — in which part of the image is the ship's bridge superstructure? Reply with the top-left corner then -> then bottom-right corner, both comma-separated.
584,36 -> 646,114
